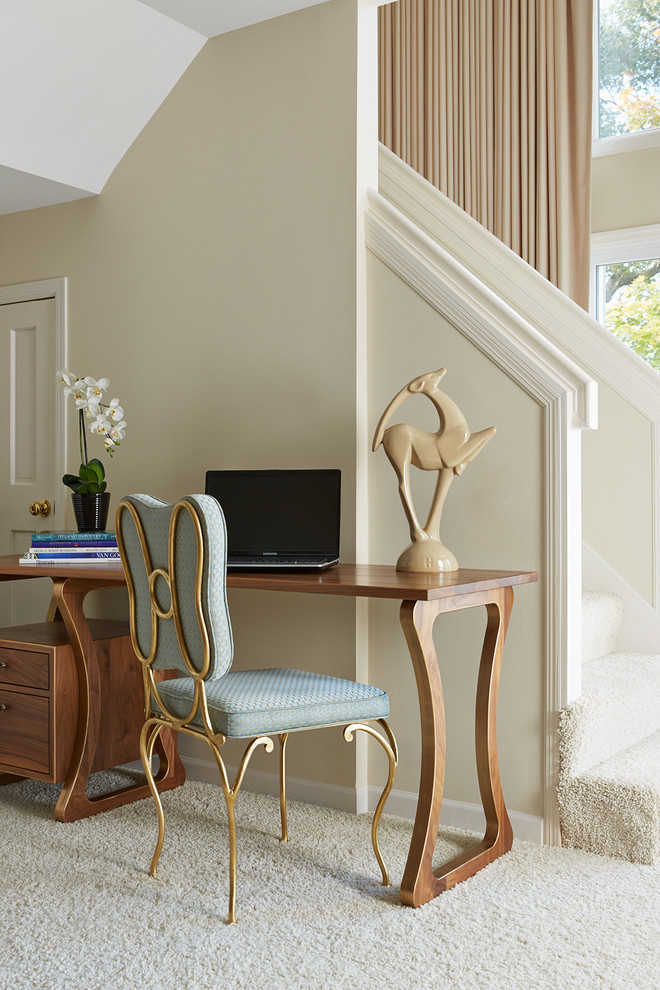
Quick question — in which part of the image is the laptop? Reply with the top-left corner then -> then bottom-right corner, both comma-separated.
205,468 -> 341,570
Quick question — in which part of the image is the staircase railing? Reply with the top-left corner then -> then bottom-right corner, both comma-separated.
378,143 -> 660,609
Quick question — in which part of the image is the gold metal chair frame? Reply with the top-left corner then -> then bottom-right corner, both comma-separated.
117,497 -> 398,923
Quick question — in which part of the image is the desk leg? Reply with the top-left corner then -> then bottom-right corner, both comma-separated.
48,578 -> 185,822
399,586 -> 514,907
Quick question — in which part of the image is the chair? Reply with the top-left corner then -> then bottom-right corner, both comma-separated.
116,493 -> 398,923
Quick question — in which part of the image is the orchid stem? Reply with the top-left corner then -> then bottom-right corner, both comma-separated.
79,408 -> 88,466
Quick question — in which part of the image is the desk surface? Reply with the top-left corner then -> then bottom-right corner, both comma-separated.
0,555 -> 537,601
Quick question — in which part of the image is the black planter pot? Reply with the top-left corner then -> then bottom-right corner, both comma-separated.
71,492 -> 111,533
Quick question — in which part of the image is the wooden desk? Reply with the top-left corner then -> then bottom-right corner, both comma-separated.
227,563 -> 537,908
0,557 -> 536,908
0,555 -> 184,822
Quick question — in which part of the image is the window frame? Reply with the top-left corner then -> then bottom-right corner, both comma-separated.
592,0 -> 660,158
590,224 -> 660,324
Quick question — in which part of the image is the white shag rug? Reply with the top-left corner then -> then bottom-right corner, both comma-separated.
1,772 -> 658,990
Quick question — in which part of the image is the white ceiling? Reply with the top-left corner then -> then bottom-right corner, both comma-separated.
136,0 -> 330,37
0,0 -> 330,215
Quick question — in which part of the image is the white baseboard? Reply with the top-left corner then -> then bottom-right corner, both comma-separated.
182,755 -> 544,844
374,785 -> 544,844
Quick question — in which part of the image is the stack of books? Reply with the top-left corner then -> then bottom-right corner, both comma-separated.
20,531 -> 123,565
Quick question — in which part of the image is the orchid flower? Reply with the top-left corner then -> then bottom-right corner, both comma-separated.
107,398 -> 124,422
90,414 -> 111,436
109,421 -> 126,442
56,369 -> 127,492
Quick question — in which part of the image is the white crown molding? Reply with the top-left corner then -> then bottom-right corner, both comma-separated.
366,180 -> 598,847
0,278 -> 68,534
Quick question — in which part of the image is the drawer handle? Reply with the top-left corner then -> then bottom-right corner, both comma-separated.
0,704 -> 6,711
0,661 -> 6,668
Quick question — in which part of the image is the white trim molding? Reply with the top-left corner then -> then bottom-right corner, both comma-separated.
179,755 -> 544,843
592,129 -> 660,159
371,148 -> 600,845
0,278 -> 68,534
590,223 -> 660,321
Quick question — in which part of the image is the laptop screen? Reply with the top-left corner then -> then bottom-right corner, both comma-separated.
204,469 -> 341,560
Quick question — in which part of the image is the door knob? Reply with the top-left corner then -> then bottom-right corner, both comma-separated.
29,499 -> 51,518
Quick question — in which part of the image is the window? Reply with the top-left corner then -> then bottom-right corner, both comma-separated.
594,0 -> 660,156
591,226 -> 660,371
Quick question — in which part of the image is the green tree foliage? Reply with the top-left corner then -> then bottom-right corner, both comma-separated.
605,259 -> 660,301
599,0 -> 660,137
606,264 -> 660,371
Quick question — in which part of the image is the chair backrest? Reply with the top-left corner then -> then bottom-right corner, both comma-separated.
116,493 -> 234,680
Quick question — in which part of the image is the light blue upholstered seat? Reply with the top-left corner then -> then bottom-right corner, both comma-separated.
156,667 -> 389,738
116,493 -> 398,924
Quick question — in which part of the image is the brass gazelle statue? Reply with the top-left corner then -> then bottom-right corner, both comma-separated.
373,368 -> 496,572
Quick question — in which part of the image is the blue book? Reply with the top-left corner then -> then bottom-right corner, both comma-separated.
32,531 -> 117,543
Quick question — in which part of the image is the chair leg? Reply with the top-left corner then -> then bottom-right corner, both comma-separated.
278,732 -> 289,842
208,734 -> 274,924
139,719 -> 167,877
343,719 -> 398,886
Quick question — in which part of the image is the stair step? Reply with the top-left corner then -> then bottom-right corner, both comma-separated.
558,730 -> 660,865
560,652 -> 660,775
582,590 -> 624,662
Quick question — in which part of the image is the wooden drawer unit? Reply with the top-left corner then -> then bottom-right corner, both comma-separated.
0,645 -> 49,690
0,619 -> 143,783
0,690 -> 50,774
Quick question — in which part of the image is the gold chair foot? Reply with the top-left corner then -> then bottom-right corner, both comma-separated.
278,733 -> 290,843
343,719 -> 398,887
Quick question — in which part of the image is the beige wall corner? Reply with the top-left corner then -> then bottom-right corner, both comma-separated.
0,0 -> 379,792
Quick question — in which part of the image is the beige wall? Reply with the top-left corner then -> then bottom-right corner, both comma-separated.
0,0 -> 546,819
0,0 -> 364,785
582,382 -> 654,601
585,143 -> 660,601
366,254 -> 545,816
592,146 -> 660,232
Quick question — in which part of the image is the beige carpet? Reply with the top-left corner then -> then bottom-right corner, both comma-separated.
1,772 -> 658,990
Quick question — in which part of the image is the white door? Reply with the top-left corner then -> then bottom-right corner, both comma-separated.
0,297 -> 62,626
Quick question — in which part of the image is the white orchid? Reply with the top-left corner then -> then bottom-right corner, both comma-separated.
90,413 -> 111,436
83,376 -> 109,397
109,420 -> 126,442
56,370 -> 127,493
57,371 -> 79,397
107,398 -> 124,422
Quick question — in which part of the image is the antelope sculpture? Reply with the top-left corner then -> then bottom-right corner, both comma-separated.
372,368 -> 496,572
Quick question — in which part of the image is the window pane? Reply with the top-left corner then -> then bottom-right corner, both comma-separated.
599,0 -> 660,139
596,258 -> 660,370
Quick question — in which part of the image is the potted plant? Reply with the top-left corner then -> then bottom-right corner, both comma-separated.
57,371 -> 127,532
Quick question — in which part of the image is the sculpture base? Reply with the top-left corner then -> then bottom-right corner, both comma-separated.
396,540 -> 459,573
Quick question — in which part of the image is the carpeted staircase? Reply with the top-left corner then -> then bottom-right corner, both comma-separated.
558,591 -> 660,864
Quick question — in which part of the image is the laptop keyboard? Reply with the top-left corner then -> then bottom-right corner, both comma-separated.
228,555 -> 337,569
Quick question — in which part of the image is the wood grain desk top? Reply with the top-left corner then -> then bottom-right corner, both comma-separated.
0,555 -> 537,601
226,563 -> 537,600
